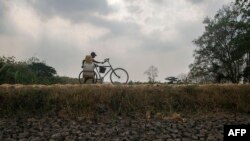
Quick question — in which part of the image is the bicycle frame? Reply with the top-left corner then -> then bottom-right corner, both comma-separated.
94,61 -> 114,82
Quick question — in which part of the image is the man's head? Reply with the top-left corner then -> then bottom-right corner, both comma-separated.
91,52 -> 97,58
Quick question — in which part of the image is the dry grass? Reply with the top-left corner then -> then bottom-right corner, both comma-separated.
0,84 -> 250,118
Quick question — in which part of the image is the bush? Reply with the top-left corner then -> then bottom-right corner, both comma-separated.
0,56 -> 59,84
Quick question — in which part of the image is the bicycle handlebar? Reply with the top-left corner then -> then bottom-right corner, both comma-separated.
104,58 -> 109,62
94,58 -> 110,67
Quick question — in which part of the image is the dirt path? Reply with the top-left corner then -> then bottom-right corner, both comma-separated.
1,113 -> 250,141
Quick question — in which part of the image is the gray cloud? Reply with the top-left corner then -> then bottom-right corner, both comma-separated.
187,0 -> 205,4
127,5 -> 142,14
151,0 -> 204,5
149,0 -> 167,5
139,37 -> 181,52
0,1 -> 17,36
0,0 -> 4,18
84,17 -> 179,54
29,0 -> 113,22
0,1 -> 8,34
28,0 -> 143,39
82,15 -> 141,37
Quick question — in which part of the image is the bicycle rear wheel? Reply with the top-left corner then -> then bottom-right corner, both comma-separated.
110,68 -> 129,84
78,70 -> 97,84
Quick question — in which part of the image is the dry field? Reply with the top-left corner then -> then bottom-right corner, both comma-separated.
0,84 -> 250,118
1,84 -> 250,140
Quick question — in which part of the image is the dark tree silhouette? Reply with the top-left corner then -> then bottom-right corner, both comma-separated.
165,76 -> 179,84
190,2 -> 250,83
28,62 -> 56,78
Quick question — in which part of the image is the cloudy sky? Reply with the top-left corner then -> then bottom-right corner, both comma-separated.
0,0 -> 234,82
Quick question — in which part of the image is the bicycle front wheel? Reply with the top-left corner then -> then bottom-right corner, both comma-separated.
110,68 -> 129,84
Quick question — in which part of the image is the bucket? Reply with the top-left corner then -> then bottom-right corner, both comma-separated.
99,66 -> 106,73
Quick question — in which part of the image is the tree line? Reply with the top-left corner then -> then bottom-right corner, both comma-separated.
0,56 -> 78,84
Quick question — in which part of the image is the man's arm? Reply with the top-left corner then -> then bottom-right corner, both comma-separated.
93,59 -> 103,64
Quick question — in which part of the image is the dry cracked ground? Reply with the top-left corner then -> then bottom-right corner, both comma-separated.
1,113 -> 250,141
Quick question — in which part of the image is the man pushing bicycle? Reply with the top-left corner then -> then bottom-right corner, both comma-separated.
81,52 -> 106,83
79,52 -> 129,84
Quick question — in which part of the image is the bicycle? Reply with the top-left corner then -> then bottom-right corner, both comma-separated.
79,58 -> 129,84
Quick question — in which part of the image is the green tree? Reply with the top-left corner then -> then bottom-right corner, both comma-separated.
0,56 -> 58,84
28,62 -> 56,78
28,61 -> 57,84
190,3 -> 249,83
0,56 -> 36,84
165,76 -> 178,84
235,0 -> 250,82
